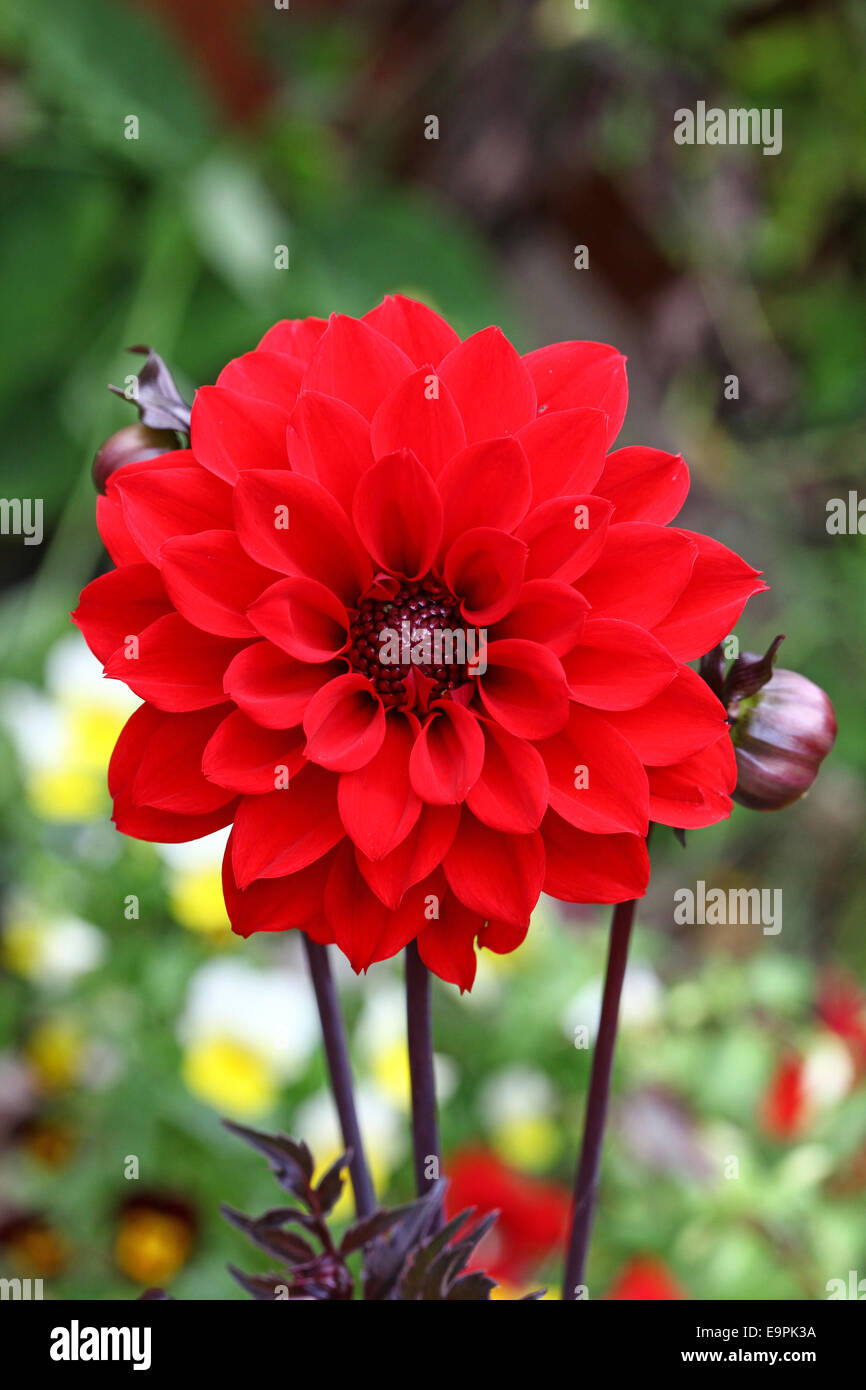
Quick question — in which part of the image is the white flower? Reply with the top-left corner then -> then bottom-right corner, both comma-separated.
293,1082 -> 405,1196
561,963 -> 662,1044
179,958 -> 317,1080
2,908 -> 106,987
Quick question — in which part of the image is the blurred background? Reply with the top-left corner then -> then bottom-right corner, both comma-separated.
0,0 -> 864,1300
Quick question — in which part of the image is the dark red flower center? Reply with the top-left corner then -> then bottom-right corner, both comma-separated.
347,577 -> 475,707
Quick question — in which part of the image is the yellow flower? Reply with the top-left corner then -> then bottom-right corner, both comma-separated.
369,1039 -> 411,1108
27,768 -> 107,822
27,703 -> 128,824
26,1019 -> 85,1091
182,1036 -> 277,1117
115,1209 -> 193,1285
491,1115 -> 561,1171
491,1279 -> 559,1300
169,866 -> 230,939
1,919 -> 43,977
7,1220 -> 68,1277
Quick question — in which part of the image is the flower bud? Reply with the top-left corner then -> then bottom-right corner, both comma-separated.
92,423 -> 177,494
729,661 -> 836,811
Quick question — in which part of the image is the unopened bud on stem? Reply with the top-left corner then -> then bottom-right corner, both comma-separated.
707,635 -> 837,811
92,423 -> 177,493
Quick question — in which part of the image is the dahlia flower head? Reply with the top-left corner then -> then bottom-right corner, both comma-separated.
73,296 -> 765,990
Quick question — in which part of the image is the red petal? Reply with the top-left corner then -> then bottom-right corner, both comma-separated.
130,705 -> 235,813
72,564 -> 172,663
216,350 -> 305,409
370,874 -> 447,964
409,703 -> 485,804
287,391 -> 373,513
257,317 -> 328,360
598,446 -> 690,525
111,459 -> 234,565
478,918 -> 529,955
604,665 -> 729,764
437,437 -> 532,553
362,294 -> 460,366
190,386 -> 291,481
443,527 -> 527,625
515,407 -> 608,503
477,638 -> 570,739
370,367 -> 466,477
224,641 -> 339,729
223,844 -> 333,938
338,712 -> 422,859
248,576 -> 349,662
325,842 -> 394,972
465,718 -> 549,833
231,763 -> 344,886
443,811 -> 544,927
303,673 -> 386,772
203,710 -> 306,794
651,532 -> 767,661
109,704 -> 238,843
561,617 -> 677,711
537,704 -> 649,835
112,790 -> 236,844
97,493 -> 145,566
233,469 -> 372,603
523,341 -> 628,446
577,524 -> 697,628
489,579 -> 588,656
541,811 -> 649,903
352,449 -> 443,580
417,894 -> 482,992
647,733 -> 736,828
103,613 -> 246,712
438,327 -> 537,442
302,313 -> 415,419
355,804 -> 459,909
158,529 -> 277,637
515,495 -> 613,583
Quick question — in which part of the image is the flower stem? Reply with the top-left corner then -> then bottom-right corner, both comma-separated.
302,936 -> 376,1219
405,940 -> 441,1225
562,895 -> 638,1299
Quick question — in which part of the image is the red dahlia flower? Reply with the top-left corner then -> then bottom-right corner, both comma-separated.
606,1256 -> 685,1301
73,296 -> 765,989
444,1148 -> 571,1285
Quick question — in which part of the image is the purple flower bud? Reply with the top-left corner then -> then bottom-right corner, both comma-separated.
92,423 -> 177,494
730,664 -> 837,811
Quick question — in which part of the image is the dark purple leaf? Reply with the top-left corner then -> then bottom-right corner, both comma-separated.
221,1205 -> 318,1265
109,346 -> 192,433
444,1271 -> 497,1300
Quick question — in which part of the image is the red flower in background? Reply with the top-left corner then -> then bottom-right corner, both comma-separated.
606,1256 -> 685,1300
761,1053 -> 808,1139
444,1148 -> 570,1285
73,296 -> 764,988
818,971 -> 866,1069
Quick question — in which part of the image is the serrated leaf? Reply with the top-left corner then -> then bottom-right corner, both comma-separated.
314,1153 -> 349,1217
363,1184 -> 444,1301
256,1206 -> 321,1235
399,1209 -> 473,1300
444,1271 -> 497,1300
223,1121 -> 315,1200
221,1205 -> 318,1266
227,1265 -> 292,1301
339,1203 -> 418,1258
420,1215 -> 499,1299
